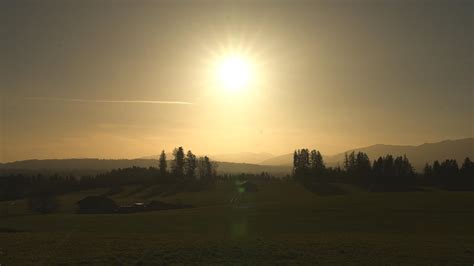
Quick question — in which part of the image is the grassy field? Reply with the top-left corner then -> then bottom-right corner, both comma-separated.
1,181 -> 473,265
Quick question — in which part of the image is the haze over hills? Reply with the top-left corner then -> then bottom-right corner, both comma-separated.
1,138 -> 471,175
0,159 -> 291,177
259,153 -> 294,166
209,152 -> 274,164
326,138 -> 474,170
259,138 -> 474,171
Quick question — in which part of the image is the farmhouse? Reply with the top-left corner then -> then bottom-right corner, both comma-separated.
117,202 -> 147,213
77,196 -> 118,213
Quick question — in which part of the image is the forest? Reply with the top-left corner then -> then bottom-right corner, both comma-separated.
292,149 -> 473,192
0,147 -> 217,207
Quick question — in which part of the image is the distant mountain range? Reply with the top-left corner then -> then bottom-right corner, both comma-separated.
1,138 -> 471,175
209,152 -> 274,164
0,159 -> 291,177
260,138 -> 474,171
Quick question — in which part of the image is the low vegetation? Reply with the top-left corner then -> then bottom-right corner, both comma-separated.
1,148 -> 473,264
1,180 -> 473,264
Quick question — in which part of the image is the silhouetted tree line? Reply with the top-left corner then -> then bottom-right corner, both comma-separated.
293,149 -> 326,186
0,147 -> 217,201
293,149 -> 472,192
370,154 -> 415,191
423,158 -> 473,190
0,173 -> 80,201
219,172 -> 279,182
159,147 -> 217,183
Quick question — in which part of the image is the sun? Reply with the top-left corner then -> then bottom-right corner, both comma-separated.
215,55 -> 253,91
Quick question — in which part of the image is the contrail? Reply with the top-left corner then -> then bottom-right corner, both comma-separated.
26,97 -> 194,105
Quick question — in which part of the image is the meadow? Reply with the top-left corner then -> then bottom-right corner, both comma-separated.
1,181 -> 473,265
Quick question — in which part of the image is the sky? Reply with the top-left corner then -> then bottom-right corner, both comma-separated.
1,0 -> 472,162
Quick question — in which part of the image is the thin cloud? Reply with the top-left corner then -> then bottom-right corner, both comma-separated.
26,97 -> 194,105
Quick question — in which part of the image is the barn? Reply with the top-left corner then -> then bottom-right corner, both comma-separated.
77,196 -> 118,213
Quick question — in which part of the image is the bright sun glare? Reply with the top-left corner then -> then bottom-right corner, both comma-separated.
216,55 -> 252,91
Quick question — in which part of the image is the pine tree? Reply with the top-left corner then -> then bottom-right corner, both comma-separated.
204,156 -> 212,178
159,150 -> 167,177
293,150 -> 299,176
423,163 -> 433,181
310,149 -> 325,179
184,150 -> 197,180
172,147 -> 185,178
197,156 -> 215,183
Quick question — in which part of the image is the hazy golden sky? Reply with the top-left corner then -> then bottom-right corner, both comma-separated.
1,0 -> 473,162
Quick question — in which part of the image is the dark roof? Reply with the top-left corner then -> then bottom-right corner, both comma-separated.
77,195 -> 115,205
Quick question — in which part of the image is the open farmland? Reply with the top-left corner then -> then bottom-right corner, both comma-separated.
1,181 -> 473,265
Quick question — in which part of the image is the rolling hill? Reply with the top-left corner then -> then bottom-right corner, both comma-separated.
259,153 -> 294,166
326,138 -> 473,170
